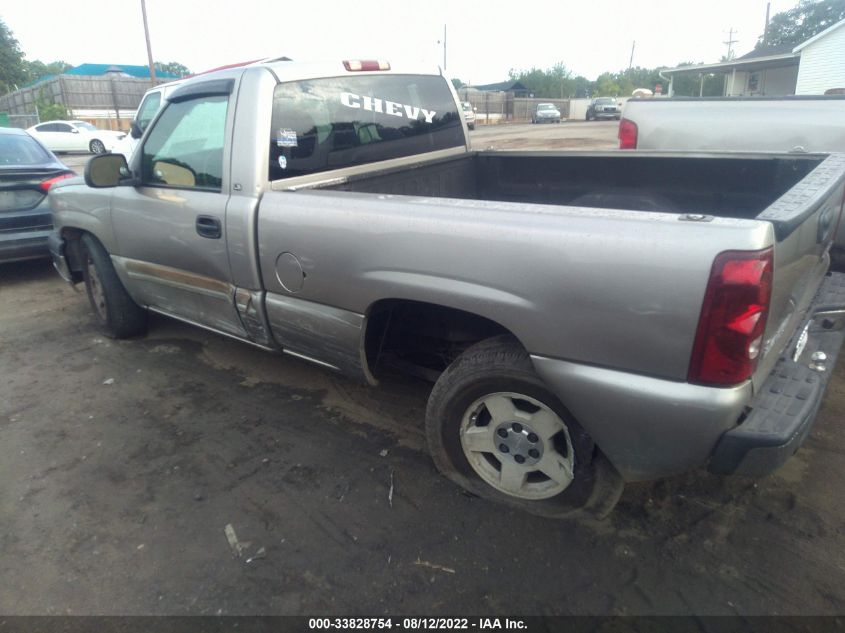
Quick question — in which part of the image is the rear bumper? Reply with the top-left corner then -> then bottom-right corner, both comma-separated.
708,272 -> 845,476
0,229 -> 51,263
0,197 -> 53,264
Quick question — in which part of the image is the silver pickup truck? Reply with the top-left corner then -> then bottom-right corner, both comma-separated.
48,60 -> 845,518
619,95 -> 845,266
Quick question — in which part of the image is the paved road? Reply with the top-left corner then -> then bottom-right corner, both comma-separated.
2,126 -> 845,616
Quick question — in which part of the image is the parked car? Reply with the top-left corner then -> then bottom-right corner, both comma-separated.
532,102 -> 562,123
0,127 -> 74,263
460,101 -> 476,130
26,120 -> 126,154
48,59 -> 845,518
111,78 -> 185,160
586,97 -> 621,120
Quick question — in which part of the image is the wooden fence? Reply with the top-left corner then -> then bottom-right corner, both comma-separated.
0,75 -> 171,129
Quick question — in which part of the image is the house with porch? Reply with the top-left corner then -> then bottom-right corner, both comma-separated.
660,17 -> 845,97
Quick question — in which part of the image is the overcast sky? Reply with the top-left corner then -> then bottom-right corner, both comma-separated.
3,0 -> 789,84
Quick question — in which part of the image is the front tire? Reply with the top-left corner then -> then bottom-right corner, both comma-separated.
89,139 -> 107,154
80,234 -> 147,338
425,335 -> 622,518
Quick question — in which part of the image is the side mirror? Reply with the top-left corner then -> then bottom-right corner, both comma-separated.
71,128 -> 80,134
130,121 -> 143,139
85,154 -> 132,188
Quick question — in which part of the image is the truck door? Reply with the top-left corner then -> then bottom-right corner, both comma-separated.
109,82 -> 249,338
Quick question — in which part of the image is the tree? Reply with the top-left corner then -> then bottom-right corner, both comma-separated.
451,78 -> 464,90
0,18 -> 28,95
35,88 -> 68,122
24,60 -> 72,84
758,0 -> 845,48
154,61 -> 191,77
508,63 -> 587,98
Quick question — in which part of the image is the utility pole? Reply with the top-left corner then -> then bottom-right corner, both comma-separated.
141,0 -> 157,86
763,2 -> 771,46
443,24 -> 447,71
723,27 -> 738,60
628,40 -> 636,70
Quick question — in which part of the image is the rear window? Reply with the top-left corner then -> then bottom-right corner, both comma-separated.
595,98 -> 616,104
0,134 -> 52,165
269,74 -> 464,180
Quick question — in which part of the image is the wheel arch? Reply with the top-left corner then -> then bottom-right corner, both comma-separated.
362,297 -> 528,382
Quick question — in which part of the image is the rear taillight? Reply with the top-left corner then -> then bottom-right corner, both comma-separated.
618,118 -> 637,149
40,172 -> 75,191
343,60 -> 390,71
688,248 -> 774,386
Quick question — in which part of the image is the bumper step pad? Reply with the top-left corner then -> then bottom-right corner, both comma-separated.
709,272 -> 845,476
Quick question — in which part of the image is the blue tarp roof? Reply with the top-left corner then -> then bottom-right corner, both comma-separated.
64,63 -> 179,78
24,64 -> 180,88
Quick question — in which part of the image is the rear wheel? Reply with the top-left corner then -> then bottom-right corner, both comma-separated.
425,336 -> 623,518
89,139 -> 106,154
80,234 -> 147,338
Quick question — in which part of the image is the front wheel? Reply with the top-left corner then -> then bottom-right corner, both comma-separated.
80,234 -> 147,338
425,336 -> 623,518
89,139 -> 107,154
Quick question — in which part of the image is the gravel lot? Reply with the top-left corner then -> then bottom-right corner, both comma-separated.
2,123 -> 844,616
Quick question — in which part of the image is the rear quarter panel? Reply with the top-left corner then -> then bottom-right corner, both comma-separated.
257,191 -> 772,381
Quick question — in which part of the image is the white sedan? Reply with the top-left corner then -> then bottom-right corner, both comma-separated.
26,120 -> 126,154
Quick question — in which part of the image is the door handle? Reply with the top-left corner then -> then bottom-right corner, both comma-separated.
196,215 -> 222,239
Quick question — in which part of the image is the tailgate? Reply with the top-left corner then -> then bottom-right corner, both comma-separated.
753,153 -> 845,391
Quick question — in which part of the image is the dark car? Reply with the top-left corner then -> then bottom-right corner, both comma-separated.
586,97 -> 621,121
0,127 -> 75,263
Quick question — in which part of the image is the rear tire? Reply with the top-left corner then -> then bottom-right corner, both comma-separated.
89,139 -> 107,154
80,233 -> 147,338
425,335 -> 623,518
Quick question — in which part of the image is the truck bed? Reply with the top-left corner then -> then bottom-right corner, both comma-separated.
318,151 -> 824,221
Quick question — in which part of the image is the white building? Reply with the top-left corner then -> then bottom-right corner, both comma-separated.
661,18 -> 845,97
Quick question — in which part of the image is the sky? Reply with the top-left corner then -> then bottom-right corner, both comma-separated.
3,0 -> 791,84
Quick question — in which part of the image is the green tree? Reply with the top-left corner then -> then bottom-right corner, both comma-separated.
23,60 -> 72,84
451,78 -> 464,90
154,61 -> 191,77
758,0 -> 845,48
0,18 -> 28,95
508,63 -> 586,98
35,88 -> 68,122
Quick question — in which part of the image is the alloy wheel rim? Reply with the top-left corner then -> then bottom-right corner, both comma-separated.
459,392 -> 574,500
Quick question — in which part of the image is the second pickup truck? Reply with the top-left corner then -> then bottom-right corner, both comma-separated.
49,59 -> 845,517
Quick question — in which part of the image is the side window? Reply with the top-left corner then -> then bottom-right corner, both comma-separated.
136,91 -> 163,131
35,123 -> 53,132
141,95 -> 229,191
55,123 -> 73,133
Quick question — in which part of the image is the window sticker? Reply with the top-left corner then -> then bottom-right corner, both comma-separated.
278,155 -> 287,170
276,129 -> 298,147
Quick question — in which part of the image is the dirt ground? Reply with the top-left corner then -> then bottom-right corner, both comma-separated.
1,126 -> 844,616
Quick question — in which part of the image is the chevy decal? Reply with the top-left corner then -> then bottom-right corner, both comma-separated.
340,92 -> 436,124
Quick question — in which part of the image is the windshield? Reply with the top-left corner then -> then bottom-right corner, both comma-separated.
0,133 -> 52,165
538,104 -> 557,111
269,74 -> 464,181
73,122 -> 98,131
595,98 -> 616,104
461,102 -> 473,112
